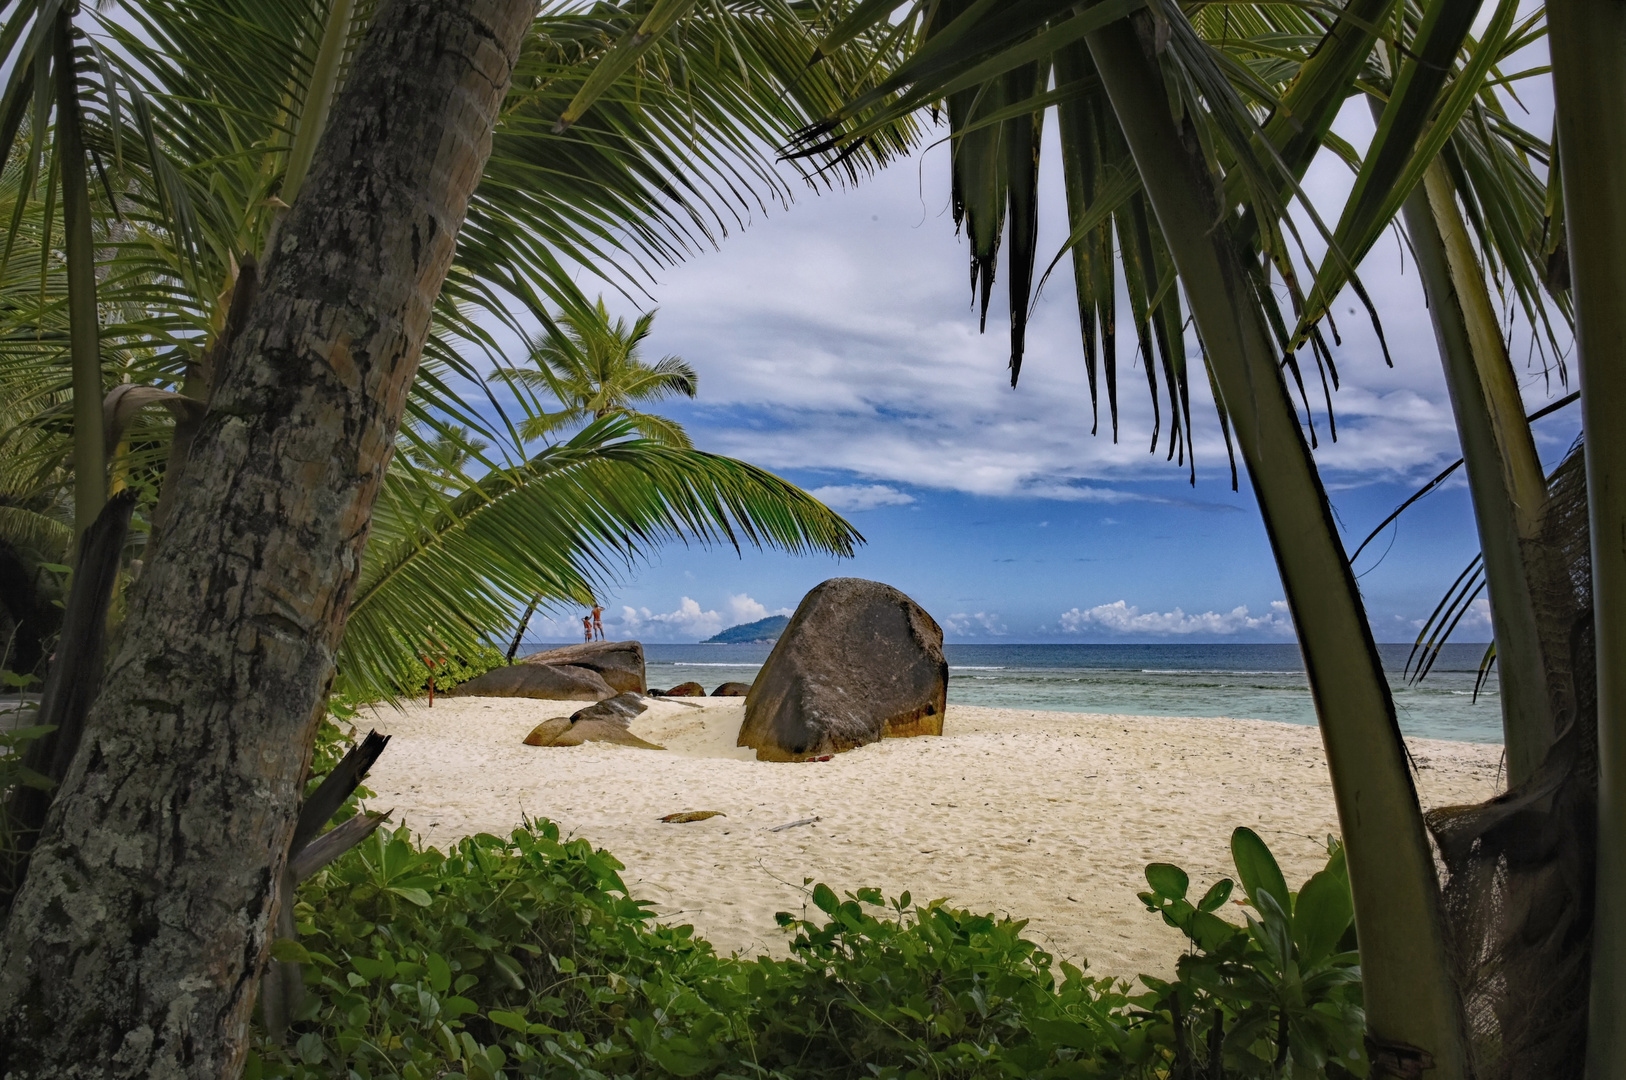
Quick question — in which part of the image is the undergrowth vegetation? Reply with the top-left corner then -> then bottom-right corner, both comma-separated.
248,730 -> 1368,1080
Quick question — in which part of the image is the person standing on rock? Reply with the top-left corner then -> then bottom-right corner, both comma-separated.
591,603 -> 605,640
582,614 -> 593,643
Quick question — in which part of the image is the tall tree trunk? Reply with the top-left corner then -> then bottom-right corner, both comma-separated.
55,13 -> 106,541
1396,147 -> 1555,784
1548,2 -> 1626,1076
1088,15 -> 1470,1077
0,2 -> 537,1076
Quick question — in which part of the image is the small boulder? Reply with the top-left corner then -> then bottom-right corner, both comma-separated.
451,662 -> 613,701
663,681 -> 706,697
712,682 -> 752,697
517,640 -> 646,694
737,578 -> 947,762
524,716 -> 663,749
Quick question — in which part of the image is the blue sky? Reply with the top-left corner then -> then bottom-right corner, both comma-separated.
516,35 -> 1575,645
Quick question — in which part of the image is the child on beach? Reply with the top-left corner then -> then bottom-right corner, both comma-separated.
582,614 -> 592,642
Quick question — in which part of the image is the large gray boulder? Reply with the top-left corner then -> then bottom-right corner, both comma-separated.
449,662 -> 614,701
517,640 -> 646,694
737,578 -> 947,761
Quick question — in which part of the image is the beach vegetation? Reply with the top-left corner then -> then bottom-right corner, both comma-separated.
0,0 -> 909,1069
245,727 -> 1361,1080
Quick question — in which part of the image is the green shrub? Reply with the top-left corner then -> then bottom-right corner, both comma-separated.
1137,831 -> 1366,1078
394,642 -> 508,698
248,819 -> 1363,1079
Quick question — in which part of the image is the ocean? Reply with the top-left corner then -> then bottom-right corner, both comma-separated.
608,641 -> 1502,745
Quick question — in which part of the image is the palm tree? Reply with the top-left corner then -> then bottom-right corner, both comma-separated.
0,0 -> 909,1071
495,298 -> 700,448
783,1 -> 1582,1075
1545,1 -> 1626,1071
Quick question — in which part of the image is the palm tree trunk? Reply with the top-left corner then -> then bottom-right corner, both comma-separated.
1088,16 -> 1470,1077
0,2 -> 538,1075
1547,2 -> 1626,1074
508,594 -> 540,661
1395,144 -> 1555,784
54,13 -> 105,541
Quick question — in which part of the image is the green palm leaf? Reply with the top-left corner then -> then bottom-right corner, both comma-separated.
338,414 -> 860,703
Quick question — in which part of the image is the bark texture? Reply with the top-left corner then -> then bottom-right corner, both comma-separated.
0,2 -> 537,1076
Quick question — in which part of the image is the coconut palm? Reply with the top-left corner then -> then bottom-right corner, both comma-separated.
775,1 -> 1588,1075
0,1 -> 912,1070
494,298 -> 699,448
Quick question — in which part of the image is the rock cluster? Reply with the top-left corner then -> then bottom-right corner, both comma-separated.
523,692 -> 662,749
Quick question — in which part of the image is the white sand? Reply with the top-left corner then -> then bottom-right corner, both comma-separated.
360,697 -> 1504,978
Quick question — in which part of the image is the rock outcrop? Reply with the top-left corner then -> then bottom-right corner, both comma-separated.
450,662 -> 614,701
711,682 -> 752,697
662,681 -> 706,697
522,692 -> 661,748
450,640 -> 645,700
523,717 -> 662,749
738,578 -> 947,761
516,640 -> 646,694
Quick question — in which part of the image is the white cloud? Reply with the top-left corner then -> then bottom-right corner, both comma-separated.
1059,600 -> 1294,636
943,611 -> 1007,637
610,593 -> 791,642
808,484 -> 916,511
566,103 -> 1574,504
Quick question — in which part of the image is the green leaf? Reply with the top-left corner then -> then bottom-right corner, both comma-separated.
387,886 -> 433,908
811,883 -> 839,915
1144,863 -> 1189,901
294,1032 -> 325,1065
488,1009 -> 528,1032
1197,877 -> 1233,912
1292,866 -> 1355,964
426,952 -> 451,993
1230,827 -> 1290,919
351,955 -> 395,981
269,938 -> 310,964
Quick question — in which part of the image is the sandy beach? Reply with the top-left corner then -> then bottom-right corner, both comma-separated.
361,697 -> 1504,979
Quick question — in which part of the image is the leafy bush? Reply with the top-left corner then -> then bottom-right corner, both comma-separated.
1138,830 -> 1366,1079
249,818 -> 1365,1080
387,641 -> 508,698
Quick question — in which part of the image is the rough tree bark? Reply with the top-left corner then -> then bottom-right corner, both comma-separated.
0,1 -> 538,1076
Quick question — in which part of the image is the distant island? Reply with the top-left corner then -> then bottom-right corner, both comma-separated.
703,615 -> 789,644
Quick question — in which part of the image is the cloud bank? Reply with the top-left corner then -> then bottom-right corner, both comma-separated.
808,483 -> 916,511
612,593 -> 792,642
943,611 -> 1007,637
1059,600 -> 1294,636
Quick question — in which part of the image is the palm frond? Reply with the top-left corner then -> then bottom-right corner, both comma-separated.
338,415 -> 860,703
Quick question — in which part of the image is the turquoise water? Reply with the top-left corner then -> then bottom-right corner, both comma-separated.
617,642 -> 1503,745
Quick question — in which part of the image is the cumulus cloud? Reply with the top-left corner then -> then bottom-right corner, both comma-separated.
943,611 -> 1007,637
808,483 -> 916,511
564,125 -> 1573,504
1059,600 -> 1294,636
611,593 -> 791,642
